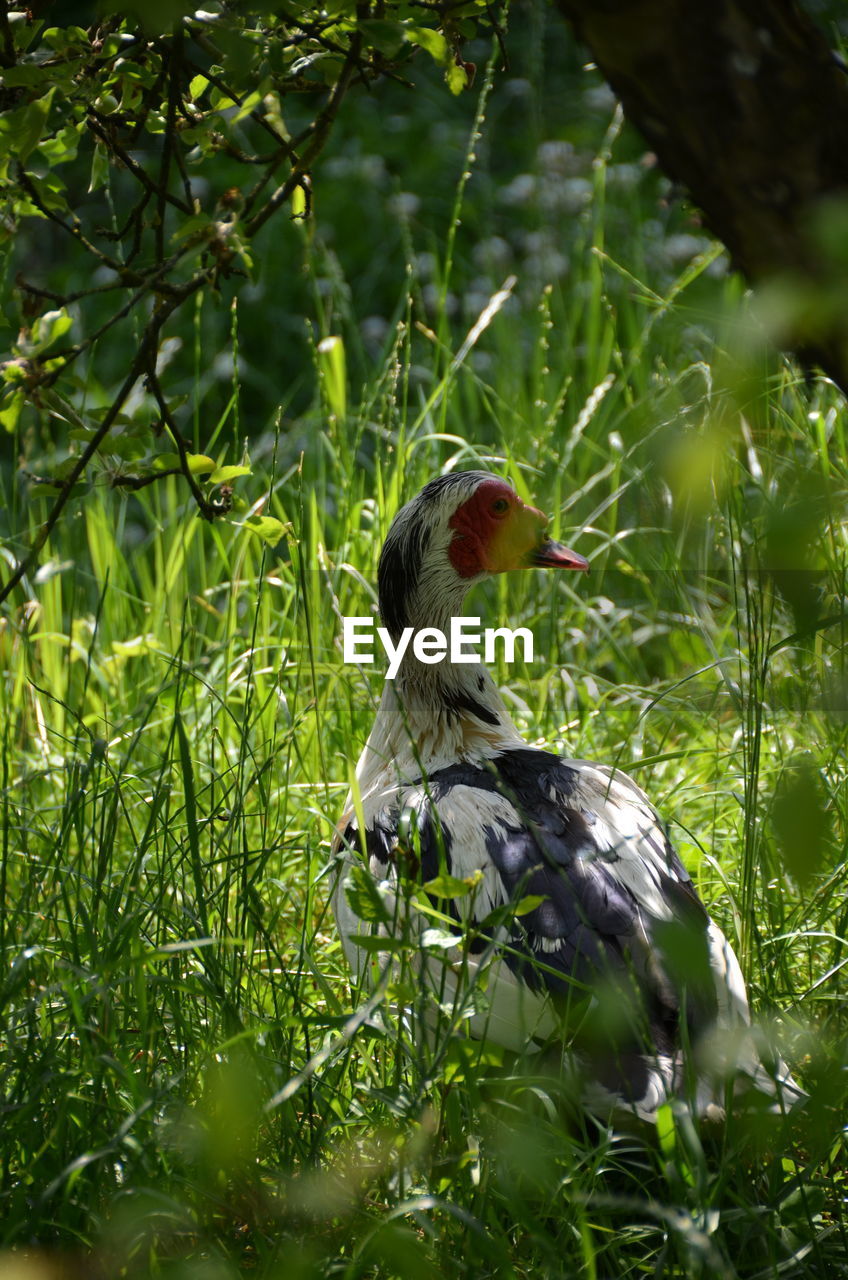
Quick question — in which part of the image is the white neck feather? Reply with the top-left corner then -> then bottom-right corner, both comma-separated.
354,580 -> 525,799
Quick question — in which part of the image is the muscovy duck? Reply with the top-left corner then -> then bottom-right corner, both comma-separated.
333,471 -> 800,1120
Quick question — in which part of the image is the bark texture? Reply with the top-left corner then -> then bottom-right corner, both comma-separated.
555,0 -> 848,393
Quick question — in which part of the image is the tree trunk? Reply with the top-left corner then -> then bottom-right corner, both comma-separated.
555,0 -> 848,394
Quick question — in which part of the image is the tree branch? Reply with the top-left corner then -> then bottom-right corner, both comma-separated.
110,467 -> 183,490
16,168 -> 125,274
14,274 -> 133,306
38,234 -> 218,384
145,368 -> 229,522
1,315 -> 166,604
156,25 -> 184,264
0,275 -> 212,604
245,33 -> 363,238
86,112 -> 193,218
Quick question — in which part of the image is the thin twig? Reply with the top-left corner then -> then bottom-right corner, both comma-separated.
16,168 -> 124,273
44,243 -> 209,378
86,113 -> 193,217
0,271 -> 216,604
171,120 -> 195,209
242,119 -> 319,218
0,312 -> 168,605
125,189 -> 154,265
181,51 -> 298,149
129,61 -> 165,147
145,366 -> 222,521
92,179 -> 153,245
14,274 -> 135,306
111,467 -> 183,490
156,26 -> 184,263
245,33 -> 362,238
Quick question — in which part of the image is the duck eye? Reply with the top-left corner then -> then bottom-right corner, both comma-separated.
491,497 -> 510,515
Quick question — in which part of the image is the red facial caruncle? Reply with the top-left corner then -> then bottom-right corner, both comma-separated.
448,478 -> 589,577
447,480 -> 524,577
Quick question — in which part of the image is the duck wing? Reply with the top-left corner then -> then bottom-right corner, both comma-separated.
336,748 -> 797,1119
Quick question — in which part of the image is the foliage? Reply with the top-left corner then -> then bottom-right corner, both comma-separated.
0,0 -> 494,602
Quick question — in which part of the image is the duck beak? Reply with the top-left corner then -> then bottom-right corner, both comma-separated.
529,537 -> 590,571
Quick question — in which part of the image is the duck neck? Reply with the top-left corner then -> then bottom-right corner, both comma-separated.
355,590 -> 524,795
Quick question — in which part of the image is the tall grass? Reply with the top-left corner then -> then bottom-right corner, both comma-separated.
1,19 -> 847,1280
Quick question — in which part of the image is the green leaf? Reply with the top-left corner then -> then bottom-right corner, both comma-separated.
11,88 -> 55,165
12,170 -> 68,218
291,183 -> 308,220
242,515 -> 288,546
421,927 -> 463,949
230,89 -> 263,125
152,451 -> 215,475
53,458 -> 82,481
189,73 -> 209,100
0,390 -> 24,434
0,66 -> 52,88
350,933 -> 407,954
357,19 -> 406,56
406,25 -> 449,64
446,61 -> 470,95
315,55 -> 346,87
423,870 -> 482,899
209,464 -> 251,484
88,140 -> 109,193
102,0 -> 197,33
184,453 -> 216,474
38,125 -> 82,167
655,1102 -> 676,1160
262,91 -> 288,139
344,863 -> 392,924
317,334 -> 346,422
103,432 -> 146,462
28,308 -> 73,354
116,75 -> 144,115
209,85 -> 240,112
42,26 -> 90,50
478,895 -> 541,935
171,213 -> 215,245
28,482 -> 64,497
513,894 -> 548,917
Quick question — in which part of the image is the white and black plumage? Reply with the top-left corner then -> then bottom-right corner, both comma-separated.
333,471 -> 800,1121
